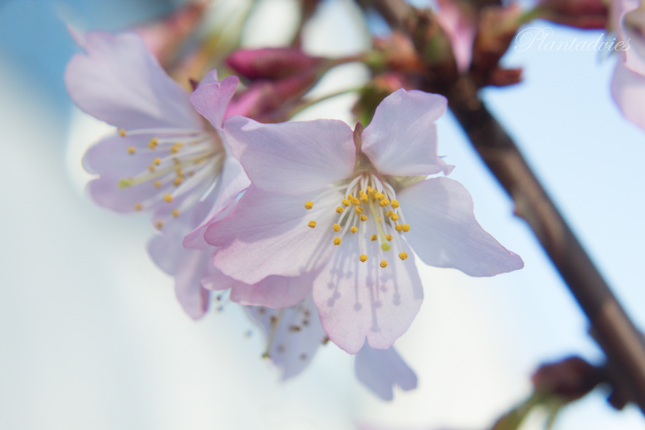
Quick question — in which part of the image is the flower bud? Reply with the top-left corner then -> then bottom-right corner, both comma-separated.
226,48 -> 325,80
535,0 -> 608,30
531,356 -> 603,402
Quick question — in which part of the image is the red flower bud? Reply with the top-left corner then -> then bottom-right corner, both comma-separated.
226,48 -> 325,80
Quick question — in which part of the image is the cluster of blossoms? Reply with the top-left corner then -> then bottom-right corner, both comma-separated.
66,30 -> 522,398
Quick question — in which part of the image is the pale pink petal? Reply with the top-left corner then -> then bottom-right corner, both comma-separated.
207,185 -> 340,284
354,344 -> 417,400
65,31 -> 202,130
147,215 -> 192,275
246,295 -> 327,380
312,235 -> 423,354
612,61 -> 645,131
83,134 -> 157,176
223,116 -> 355,195
398,177 -> 523,276
611,0 -> 645,74
190,71 -> 239,128
183,152 -> 251,250
87,175 -> 158,213
173,248 -> 213,320
230,272 -> 316,308
361,89 -> 451,176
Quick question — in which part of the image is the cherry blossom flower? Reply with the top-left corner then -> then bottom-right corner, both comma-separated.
247,295 -> 417,400
206,88 -> 523,354
610,0 -> 645,130
65,31 -> 250,319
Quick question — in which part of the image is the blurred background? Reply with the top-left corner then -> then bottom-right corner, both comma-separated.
1,0 -> 645,429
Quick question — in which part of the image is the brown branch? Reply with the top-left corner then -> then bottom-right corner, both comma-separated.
367,0 -> 645,413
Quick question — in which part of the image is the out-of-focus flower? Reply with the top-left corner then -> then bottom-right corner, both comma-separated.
535,0 -> 608,29
610,0 -> 645,131
247,295 -> 417,400
226,48 -> 325,80
65,31 -> 250,319
435,0 -> 477,74
206,88 -> 523,354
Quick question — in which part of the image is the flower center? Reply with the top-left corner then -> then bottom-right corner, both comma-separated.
305,172 -> 410,268
118,127 -> 224,228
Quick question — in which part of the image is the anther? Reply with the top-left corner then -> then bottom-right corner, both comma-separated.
360,194 -> 369,203
360,215 -> 367,222
380,260 -> 388,268
333,238 -> 342,245
308,220 -> 317,228
153,158 -> 161,165
154,180 -> 162,188
359,254 -> 368,262
391,214 -> 399,221
355,207 -> 363,215
127,146 -> 136,154
148,165 -> 155,172
380,199 -> 390,207
119,128 -> 127,137
391,200 -> 399,208
148,137 -> 158,149
375,192 -> 385,200
342,199 -> 350,207
350,226 -> 358,234
351,197 -> 360,205
402,224 -> 410,232
370,234 -> 377,241
336,207 -> 344,213
399,252 -> 408,260
173,177 -> 184,186
304,201 -> 314,209
155,221 -> 164,229
172,209 -> 180,218
395,224 -> 403,232
134,203 -> 143,211
164,194 -> 173,203
386,234 -> 393,241
333,224 -> 341,232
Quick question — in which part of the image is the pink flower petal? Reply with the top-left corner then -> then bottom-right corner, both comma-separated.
246,295 -> 327,380
173,248 -> 213,320
207,185 -> 340,284
230,272 -> 316,308
183,151 -> 251,250
65,31 -> 202,130
312,235 -> 423,354
354,344 -> 417,400
223,116 -> 356,195
398,177 -> 524,276
361,89 -> 451,176
189,71 -> 239,128
612,56 -> 645,132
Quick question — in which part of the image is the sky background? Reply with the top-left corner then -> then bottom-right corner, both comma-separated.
1,0 -> 644,429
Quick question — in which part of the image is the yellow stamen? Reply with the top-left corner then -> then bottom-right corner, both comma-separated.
399,252 -> 408,260
380,260 -> 388,268
375,192 -> 385,200
333,238 -> 341,245
355,207 -> 363,215
148,165 -> 155,172
119,128 -> 127,137
359,254 -> 368,262
385,211 -> 392,217
164,194 -> 173,203
156,221 -> 164,229
336,206 -> 344,214
402,224 -> 410,232
342,199 -> 350,207
350,226 -> 358,234
386,234 -> 393,241
172,209 -> 180,218
360,215 -> 368,222
127,146 -> 136,154
368,189 -> 377,197
358,190 -> 364,195
333,224 -> 341,232
370,234 -> 377,241
378,216 -> 382,222
134,203 -> 143,211
154,180 -> 162,188
173,177 -> 184,186
308,220 -> 317,228
360,194 -> 369,203
348,193 -> 354,199
351,197 -> 360,205
391,214 -> 399,221
395,224 -> 403,232
304,201 -> 314,209
380,198 -> 389,207
148,137 -> 158,149
391,200 -> 399,208
153,158 -> 161,165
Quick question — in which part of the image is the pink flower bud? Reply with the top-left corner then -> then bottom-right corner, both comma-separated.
226,48 -> 325,80
536,0 -> 608,30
